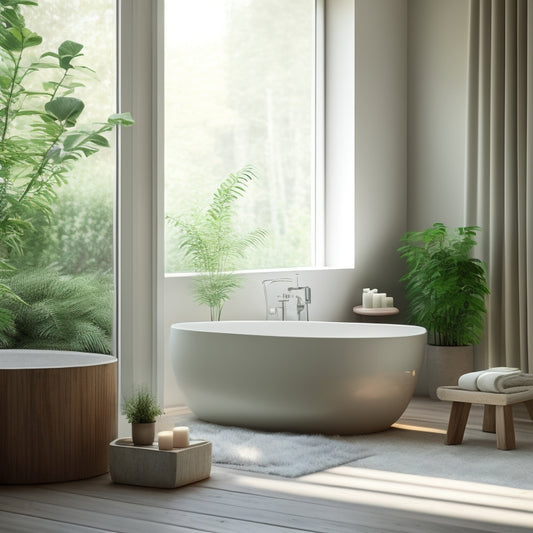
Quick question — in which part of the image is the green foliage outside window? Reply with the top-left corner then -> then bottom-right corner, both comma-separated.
164,0 -> 315,272
0,268 -> 113,353
0,0 -> 132,350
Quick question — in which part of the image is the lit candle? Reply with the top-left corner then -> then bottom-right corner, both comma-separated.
173,426 -> 190,448
385,296 -> 394,308
158,430 -> 174,450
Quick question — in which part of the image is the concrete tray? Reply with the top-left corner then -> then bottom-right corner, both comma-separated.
109,438 -> 212,488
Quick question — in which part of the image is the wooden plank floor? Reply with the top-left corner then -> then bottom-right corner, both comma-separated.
1,397 -> 533,532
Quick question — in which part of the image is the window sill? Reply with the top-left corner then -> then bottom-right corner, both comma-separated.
164,265 -> 355,280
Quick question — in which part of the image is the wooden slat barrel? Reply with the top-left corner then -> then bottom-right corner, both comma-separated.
0,350 -> 117,484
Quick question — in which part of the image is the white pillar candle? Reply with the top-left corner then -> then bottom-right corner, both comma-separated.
362,291 -> 374,308
372,293 -> 386,308
173,426 -> 190,448
385,296 -> 394,308
158,430 -> 174,450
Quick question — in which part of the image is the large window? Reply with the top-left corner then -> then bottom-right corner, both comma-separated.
0,0 -> 117,354
164,0 -> 319,273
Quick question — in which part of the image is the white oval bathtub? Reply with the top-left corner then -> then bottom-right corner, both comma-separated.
169,321 -> 427,435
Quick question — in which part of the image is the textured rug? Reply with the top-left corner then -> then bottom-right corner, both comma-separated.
349,425 -> 533,489
175,412 -> 533,488
181,416 -> 371,477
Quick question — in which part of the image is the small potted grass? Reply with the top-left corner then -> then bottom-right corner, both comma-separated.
123,386 -> 163,445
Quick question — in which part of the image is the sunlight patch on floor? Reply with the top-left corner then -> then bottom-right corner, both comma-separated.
230,468 -> 533,528
305,467 -> 533,511
325,465 -> 532,497
392,422 -> 446,434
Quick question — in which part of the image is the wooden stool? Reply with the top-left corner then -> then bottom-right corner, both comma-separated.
436,386 -> 533,450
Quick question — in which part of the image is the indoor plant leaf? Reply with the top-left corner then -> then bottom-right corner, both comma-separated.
44,96 -> 85,126
398,222 -> 489,346
57,40 -> 83,70
167,165 -> 267,321
107,112 -> 135,126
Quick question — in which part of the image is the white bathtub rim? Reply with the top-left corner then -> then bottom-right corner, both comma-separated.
0,349 -> 116,369
170,320 -> 427,340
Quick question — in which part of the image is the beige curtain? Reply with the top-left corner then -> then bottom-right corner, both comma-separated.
465,0 -> 533,370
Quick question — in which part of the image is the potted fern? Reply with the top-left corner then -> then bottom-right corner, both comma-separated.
123,386 -> 163,446
398,223 -> 489,398
167,165 -> 267,321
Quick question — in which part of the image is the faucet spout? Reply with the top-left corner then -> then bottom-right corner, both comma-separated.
288,285 -> 311,303
263,276 -> 311,321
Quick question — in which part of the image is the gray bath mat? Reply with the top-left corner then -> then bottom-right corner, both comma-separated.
176,415 -> 371,478
172,413 -> 533,488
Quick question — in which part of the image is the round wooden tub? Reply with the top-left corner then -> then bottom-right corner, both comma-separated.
0,350 -> 117,484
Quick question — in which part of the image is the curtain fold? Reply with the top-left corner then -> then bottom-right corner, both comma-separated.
465,0 -> 532,370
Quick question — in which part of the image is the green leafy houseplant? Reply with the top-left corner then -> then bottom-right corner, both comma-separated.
398,223 -> 489,346
0,0 -> 133,338
167,165 -> 267,321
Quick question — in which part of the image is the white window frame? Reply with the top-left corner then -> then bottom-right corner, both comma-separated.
118,0 -> 355,403
323,0 -> 355,267
117,0 -> 163,400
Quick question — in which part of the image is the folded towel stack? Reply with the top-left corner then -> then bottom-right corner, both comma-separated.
458,367 -> 533,393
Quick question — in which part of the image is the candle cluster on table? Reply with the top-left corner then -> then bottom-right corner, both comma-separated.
157,426 -> 190,450
362,288 -> 394,309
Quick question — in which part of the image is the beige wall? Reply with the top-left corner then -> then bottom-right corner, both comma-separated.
407,0 -> 470,230
354,0 -> 408,299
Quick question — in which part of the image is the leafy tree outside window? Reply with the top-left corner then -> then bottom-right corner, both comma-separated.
0,0 -> 131,352
164,0 -> 316,273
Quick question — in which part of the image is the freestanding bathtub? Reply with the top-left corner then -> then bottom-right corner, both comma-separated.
169,321 -> 426,435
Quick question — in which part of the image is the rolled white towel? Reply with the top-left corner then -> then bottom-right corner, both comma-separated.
457,367 -> 519,391
477,372 -> 533,393
458,370 -> 488,390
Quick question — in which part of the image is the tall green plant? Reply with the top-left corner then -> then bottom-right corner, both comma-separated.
167,165 -> 267,320
398,223 -> 489,346
0,0 -> 132,334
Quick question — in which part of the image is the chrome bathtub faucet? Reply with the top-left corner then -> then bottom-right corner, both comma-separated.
262,276 -> 311,321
